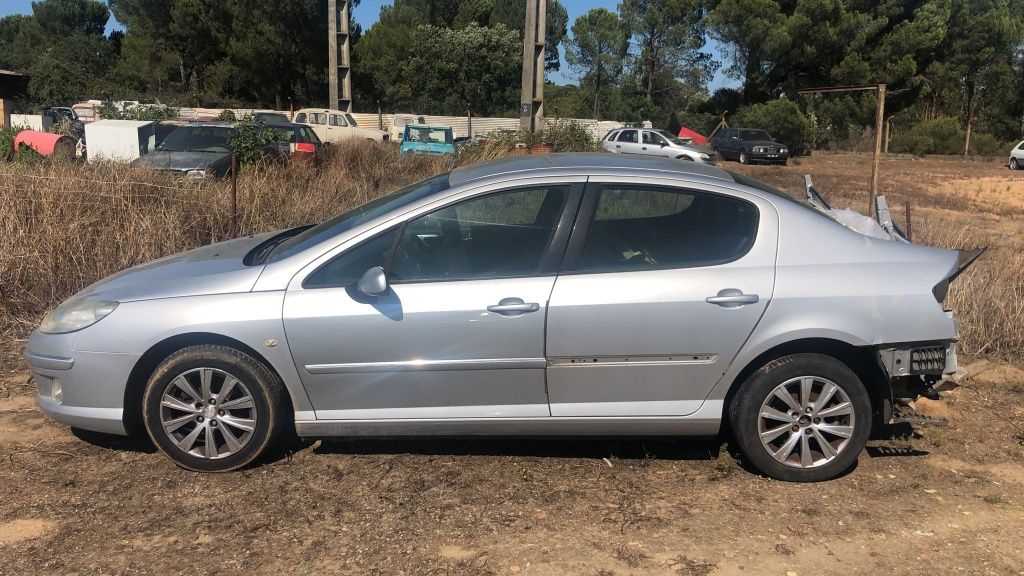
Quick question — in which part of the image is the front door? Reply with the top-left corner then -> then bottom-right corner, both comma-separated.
545,181 -> 777,417
283,183 -> 582,420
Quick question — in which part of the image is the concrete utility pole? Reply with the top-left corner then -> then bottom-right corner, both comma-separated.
519,0 -> 546,132
328,0 -> 352,112
797,83 -> 887,216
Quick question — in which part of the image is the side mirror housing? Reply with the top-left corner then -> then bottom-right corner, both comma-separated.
357,266 -> 388,296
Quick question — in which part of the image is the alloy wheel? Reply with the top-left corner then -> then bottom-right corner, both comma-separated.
159,367 -> 257,459
757,376 -> 855,468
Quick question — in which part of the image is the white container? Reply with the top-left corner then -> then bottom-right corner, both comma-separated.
10,113 -> 51,132
84,119 -> 156,163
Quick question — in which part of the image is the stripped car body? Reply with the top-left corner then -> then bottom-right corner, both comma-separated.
26,154 -> 975,480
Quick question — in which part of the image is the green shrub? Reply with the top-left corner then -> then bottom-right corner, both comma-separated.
218,109 -> 237,122
731,99 -> 811,152
968,132 -> 1010,156
231,115 -> 282,166
542,119 -> 599,152
0,125 -> 19,161
890,116 -> 964,155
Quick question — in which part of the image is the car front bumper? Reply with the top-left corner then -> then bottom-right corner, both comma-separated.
25,331 -> 139,436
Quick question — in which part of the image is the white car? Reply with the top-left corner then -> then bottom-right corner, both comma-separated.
292,108 -> 388,143
389,114 -> 424,142
1008,140 -> 1024,170
603,128 -> 716,164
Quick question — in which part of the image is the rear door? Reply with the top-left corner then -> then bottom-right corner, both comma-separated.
545,179 -> 777,417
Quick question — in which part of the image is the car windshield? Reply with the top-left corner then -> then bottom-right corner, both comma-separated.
738,129 -> 772,141
405,126 -> 452,144
268,173 -> 452,262
158,126 -> 233,152
655,129 -> 691,146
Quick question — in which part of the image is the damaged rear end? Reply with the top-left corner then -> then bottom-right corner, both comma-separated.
804,176 -> 985,415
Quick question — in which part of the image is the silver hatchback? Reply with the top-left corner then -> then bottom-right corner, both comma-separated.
603,128 -> 716,164
27,154 -> 970,481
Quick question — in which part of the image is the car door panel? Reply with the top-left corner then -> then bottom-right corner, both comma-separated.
545,179 -> 779,417
284,277 -> 554,419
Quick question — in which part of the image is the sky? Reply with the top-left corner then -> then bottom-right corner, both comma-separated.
0,0 -> 738,90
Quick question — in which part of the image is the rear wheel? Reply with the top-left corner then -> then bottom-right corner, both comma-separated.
738,150 -> 749,164
142,345 -> 287,472
1011,158 -> 1019,170
729,353 -> 872,482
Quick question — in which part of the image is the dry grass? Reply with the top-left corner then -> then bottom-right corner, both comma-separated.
2,148 -> 1023,359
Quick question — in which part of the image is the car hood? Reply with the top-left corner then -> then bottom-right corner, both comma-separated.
75,231 -> 279,303
133,150 -> 230,171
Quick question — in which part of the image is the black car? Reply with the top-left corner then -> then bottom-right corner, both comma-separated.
708,128 -> 789,165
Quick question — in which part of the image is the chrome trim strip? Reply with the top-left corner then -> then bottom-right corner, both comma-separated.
24,350 -> 75,371
305,357 -> 546,374
547,354 -> 718,367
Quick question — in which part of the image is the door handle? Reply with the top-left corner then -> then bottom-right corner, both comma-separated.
615,144 -> 621,149
487,297 -> 540,316
706,289 -> 759,308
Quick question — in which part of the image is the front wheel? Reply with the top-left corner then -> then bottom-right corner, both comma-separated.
142,345 -> 287,472
729,353 -> 872,482
738,151 -> 749,164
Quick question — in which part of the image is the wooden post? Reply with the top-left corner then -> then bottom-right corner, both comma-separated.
904,202 -> 913,242
883,117 -> 891,154
869,83 -> 886,216
230,153 -> 238,238
467,107 -> 473,138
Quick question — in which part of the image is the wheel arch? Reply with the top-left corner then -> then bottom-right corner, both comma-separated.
122,332 -> 295,434
721,337 -> 891,427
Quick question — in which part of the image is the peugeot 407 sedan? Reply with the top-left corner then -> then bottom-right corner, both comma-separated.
27,154 -> 967,482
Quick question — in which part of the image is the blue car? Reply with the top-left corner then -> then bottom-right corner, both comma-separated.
400,124 -> 456,156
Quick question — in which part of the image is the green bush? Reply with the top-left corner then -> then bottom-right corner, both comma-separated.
542,119 -> 599,152
890,116 -> 964,155
731,99 -> 811,152
231,115 -> 283,166
218,109 -> 237,122
0,125 -> 19,161
97,102 -> 179,122
968,132 -> 1010,156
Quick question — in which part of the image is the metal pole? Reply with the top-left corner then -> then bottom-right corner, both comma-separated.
869,83 -> 886,216
230,153 -> 238,238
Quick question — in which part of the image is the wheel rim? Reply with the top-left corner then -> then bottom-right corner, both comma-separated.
757,376 -> 855,469
740,152 -> 747,163
159,367 -> 257,460
1012,159 -> 1019,170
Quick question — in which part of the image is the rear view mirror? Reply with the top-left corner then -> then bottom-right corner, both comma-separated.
357,266 -> 388,296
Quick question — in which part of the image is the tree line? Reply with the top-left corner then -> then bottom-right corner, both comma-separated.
1,0 -> 1022,153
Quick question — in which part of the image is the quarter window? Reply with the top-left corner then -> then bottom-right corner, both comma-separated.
389,186 -> 569,282
579,186 -> 758,272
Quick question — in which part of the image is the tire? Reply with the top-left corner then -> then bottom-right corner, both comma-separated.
738,150 -> 749,164
142,344 -> 287,472
1011,158 -> 1019,170
728,353 -> 872,482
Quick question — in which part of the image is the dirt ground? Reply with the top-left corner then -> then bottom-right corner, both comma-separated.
2,154 -> 1024,576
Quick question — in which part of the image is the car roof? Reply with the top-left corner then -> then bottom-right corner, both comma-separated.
449,152 -> 734,186
407,124 -> 450,129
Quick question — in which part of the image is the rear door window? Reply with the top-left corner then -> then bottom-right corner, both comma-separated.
577,185 -> 758,272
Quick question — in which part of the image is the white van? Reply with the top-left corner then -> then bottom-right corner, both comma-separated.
293,108 -> 388,143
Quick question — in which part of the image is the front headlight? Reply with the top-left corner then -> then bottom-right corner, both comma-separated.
185,169 -> 208,179
699,153 -> 711,160
39,299 -> 119,334
780,148 -> 788,154
753,146 -> 765,153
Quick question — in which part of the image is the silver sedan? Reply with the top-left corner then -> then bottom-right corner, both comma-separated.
27,154 -> 970,481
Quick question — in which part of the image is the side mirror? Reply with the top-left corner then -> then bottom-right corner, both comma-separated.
660,142 -> 668,148
357,266 -> 388,296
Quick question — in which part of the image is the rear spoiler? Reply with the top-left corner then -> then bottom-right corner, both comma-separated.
804,175 -> 985,279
